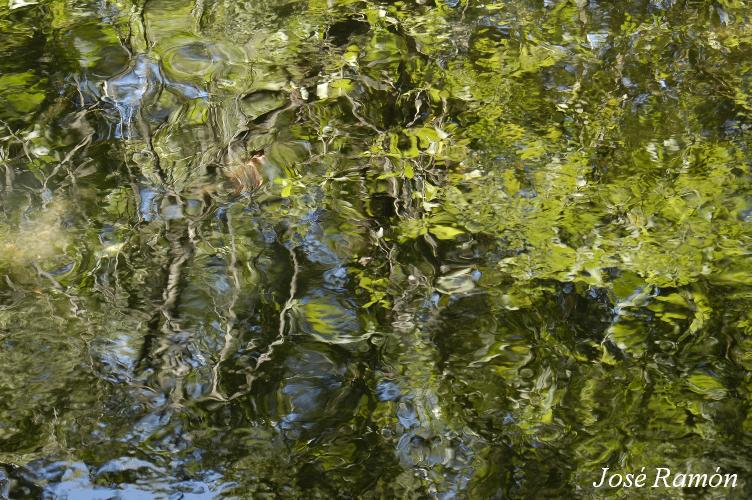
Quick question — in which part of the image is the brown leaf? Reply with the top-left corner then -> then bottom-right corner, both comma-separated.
224,153 -> 264,193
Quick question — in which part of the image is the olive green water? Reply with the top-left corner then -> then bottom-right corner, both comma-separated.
2,0 -> 752,498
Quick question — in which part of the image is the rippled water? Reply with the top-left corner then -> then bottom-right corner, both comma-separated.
2,0 -> 752,498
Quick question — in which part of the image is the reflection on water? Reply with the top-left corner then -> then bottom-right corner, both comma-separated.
2,0 -> 752,498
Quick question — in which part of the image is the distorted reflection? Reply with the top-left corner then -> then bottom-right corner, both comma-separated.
2,0 -> 752,497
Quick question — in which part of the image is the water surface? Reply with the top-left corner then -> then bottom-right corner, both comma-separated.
2,0 -> 752,498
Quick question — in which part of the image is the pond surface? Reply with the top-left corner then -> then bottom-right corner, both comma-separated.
2,0 -> 752,498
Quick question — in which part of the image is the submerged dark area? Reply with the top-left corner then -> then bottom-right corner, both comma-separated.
2,0 -> 752,498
